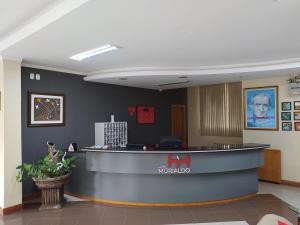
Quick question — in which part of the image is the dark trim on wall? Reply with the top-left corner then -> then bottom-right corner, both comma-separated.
282,180 -> 300,187
0,204 -> 23,215
261,179 -> 300,187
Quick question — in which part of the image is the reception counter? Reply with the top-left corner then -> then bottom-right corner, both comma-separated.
65,143 -> 269,206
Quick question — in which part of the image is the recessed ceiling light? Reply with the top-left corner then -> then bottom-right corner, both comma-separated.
178,76 -> 188,79
158,81 -> 190,87
70,44 -> 119,61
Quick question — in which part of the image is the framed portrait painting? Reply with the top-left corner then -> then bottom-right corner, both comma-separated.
28,92 -> 65,127
244,86 -> 278,130
137,106 -> 155,124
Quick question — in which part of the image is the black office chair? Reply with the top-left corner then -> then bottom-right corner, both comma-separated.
159,136 -> 182,149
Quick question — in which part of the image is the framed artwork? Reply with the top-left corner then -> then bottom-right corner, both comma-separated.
282,122 -> 292,131
28,92 -> 65,127
294,111 -> 300,120
281,102 -> 291,111
294,101 -> 300,110
137,106 -> 155,124
281,112 -> 291,121
295,122 -> 300,131
244,86 -> 278,130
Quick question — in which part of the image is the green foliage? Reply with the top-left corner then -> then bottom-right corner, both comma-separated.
16,150 -> 76,182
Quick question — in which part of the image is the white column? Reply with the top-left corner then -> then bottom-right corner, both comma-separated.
0,57 -> 22,209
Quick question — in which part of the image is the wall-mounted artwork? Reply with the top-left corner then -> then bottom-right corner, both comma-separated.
282,122 -> 292,131
281,112 -> 291,121
28,92 -> 65,127
294,101 -> 300,110
281,102 -> 291,111
137,106 -> 155,124
128,106 -> 136,116
294,111 -> 300,120
244,86 -> 278,130
295,122 -> 300,131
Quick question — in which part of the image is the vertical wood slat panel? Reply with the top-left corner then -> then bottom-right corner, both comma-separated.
199,82 -> 242,137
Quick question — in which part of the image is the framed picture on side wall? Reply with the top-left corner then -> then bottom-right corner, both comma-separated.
244,86 -> 278,130
281,102 -> 291,111
295,122 -> 300,131
295,101 -> 300,110
137,106 -> 155,124
282,122 -> 292,131
28,92 -> 65,127
281,112 -> 291,121
294,111 -> 300,120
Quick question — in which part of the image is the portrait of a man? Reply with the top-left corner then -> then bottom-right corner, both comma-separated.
244,86 -> 278,130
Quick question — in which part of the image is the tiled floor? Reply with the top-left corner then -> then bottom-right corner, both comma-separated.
259,181 -> 300,208
0,194 -> 297,225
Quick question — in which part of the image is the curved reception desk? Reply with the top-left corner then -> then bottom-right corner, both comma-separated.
65,143 -> 269,206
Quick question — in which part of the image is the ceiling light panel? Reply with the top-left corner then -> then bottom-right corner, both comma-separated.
70,44 -> 119,61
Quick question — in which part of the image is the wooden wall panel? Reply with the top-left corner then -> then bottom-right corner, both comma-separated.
259,149 -> 282,183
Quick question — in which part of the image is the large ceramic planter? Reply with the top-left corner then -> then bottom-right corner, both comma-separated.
32,173 -> 70,210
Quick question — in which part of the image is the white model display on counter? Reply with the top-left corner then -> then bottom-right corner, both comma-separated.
95,122 -> 127,147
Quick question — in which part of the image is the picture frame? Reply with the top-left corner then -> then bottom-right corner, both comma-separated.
282,122 -> 292,131
294,101 -> 300,110
294,111 -> 300,121
244,86 -> 278,130
281,112 -> 291,121
137,106 -> 155,124
295,122 -> 300,131
281,102 -> 291,111
28,92 -> 65,127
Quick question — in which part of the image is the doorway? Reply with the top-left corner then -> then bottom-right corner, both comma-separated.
171,104 -> 187,146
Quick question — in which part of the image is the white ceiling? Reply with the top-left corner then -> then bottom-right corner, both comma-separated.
1,0 -> 300,89
0,0 -> 57,39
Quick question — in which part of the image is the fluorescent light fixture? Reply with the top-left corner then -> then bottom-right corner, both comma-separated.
70,44 -> 118,61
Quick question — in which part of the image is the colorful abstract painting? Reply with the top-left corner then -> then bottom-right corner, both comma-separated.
28,92 -> 65,127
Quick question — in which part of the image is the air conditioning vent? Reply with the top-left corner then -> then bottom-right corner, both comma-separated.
288,83 -> 300,95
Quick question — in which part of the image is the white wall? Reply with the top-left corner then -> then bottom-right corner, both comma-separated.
0,58 -> 22,209
243,76 -> 300,182
0,59 -> 4,208
188,87 -> 243,146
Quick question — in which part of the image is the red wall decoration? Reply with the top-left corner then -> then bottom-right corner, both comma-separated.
128,106 -> 136,116
137,106 -> 155,124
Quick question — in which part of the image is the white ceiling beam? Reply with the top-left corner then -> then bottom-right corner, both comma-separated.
84,57 -> 300,81
0,0 -> 91,52
21,63 -> 86,76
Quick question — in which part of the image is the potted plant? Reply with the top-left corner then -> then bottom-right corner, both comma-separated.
16,142 -> 76,210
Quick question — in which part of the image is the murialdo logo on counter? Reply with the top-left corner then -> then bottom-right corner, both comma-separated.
158,154 -> 191,174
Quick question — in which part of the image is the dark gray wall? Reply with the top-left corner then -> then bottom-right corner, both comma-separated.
21,67 -> 187,195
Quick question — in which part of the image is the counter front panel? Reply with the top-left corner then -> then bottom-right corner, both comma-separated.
85,149 -> 263,174
65,143 -> 268,205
